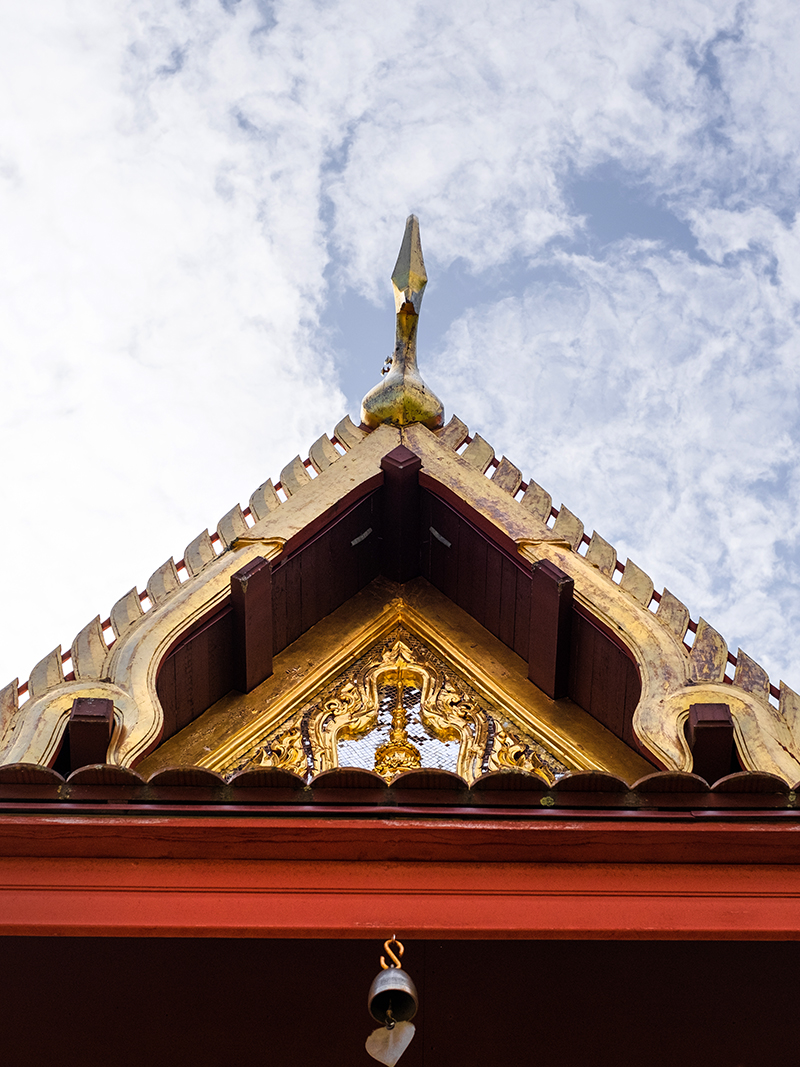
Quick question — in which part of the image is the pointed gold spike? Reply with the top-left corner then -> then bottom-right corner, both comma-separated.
391,214 -> 427,313
361,215 -> 444,430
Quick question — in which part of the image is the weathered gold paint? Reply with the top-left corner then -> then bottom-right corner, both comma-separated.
361,215 -> 444,430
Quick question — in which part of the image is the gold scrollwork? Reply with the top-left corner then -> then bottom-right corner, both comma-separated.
487,723 -> 556,785
258,725 -> 307,776
239,628 -> 565,784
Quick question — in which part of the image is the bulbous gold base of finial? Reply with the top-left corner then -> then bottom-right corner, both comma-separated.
361,305 -> 444,429
361,370 -> 444,430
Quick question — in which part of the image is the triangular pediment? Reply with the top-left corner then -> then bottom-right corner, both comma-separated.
136,577 -> 650,784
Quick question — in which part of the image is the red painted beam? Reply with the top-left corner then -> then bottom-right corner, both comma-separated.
1,814 -> 800,864
1,857 -> 799,939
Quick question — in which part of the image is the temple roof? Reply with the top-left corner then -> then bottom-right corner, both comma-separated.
2,217 -> 800,798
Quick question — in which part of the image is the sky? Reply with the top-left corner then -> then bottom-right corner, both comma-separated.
2,0 -> 800,697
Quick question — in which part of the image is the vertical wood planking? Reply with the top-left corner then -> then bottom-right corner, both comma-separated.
427,496 -> 460,601
483,547 -> 503,638
420,489 -> 531,658
271,564 -> 288,656
513,568 -> 531,660
457,523 -> 487,627
284,556 -> 303,648
568,606 -> 644,753
155,604 -> 235,740
195,608 -> 233,731
590,626 -> 624,740
356,494 -> 382,593
498,556 -> 518,649
419,491 -> 433,581
300,538 -> 321,635
569,613 -> 595,714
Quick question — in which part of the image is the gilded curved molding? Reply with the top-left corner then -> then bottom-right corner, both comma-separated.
0,681 -> 138,768
518,540 -> 800,783
104,539 -> 285,766
0,541 -> 285,769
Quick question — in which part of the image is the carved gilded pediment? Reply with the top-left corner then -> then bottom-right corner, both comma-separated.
222,627 -> 565,784
138,577 -> 648,784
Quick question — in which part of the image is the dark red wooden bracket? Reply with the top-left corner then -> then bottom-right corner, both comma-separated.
231,555 -> 273,693
528,559 -> 574,699
380,445 -> 423,583
686,702 -> 734,785
68,697 -> 114,773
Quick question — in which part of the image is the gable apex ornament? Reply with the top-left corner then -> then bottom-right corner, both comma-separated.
360,215 -> 444,431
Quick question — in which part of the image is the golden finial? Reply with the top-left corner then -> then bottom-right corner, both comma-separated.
360,215 -> 444,430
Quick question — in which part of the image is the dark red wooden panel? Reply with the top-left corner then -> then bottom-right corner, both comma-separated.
421,491 -> 530,655
569,611 -> 595,713
687,703 -> 734,785
155,603 -> 235,742
270,562 -> 288,655
2,939 -> 798,1067
483,544 -> 503,637
424,494 -> 460,601
512,564 -> 531,659
497,555 -> 519,649
231,556 -> 273,693
528,559 -> 573,699
68,698 -> 114,772
282,554 -> 303,648
568,605 -> 644,755
269,490 -> 382,658
456,521 -> 487,627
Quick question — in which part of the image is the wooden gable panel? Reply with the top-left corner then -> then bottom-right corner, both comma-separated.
420,490 -> 531,658
156,491 -> 382,750
155,603 -> 235,740
570,606 -> 642,750
271,489 -> 382,655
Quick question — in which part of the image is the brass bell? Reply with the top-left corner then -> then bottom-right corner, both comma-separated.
367,936 -> 419,1027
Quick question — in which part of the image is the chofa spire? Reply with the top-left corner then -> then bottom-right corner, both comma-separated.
360,215 -> 444,430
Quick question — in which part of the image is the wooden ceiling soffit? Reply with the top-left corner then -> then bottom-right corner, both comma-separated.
404,422 -> 800,784
138,577 -> 649,785
0,424 -> 401,770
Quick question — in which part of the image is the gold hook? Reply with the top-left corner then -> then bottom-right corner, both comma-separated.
380,935 -> 404,970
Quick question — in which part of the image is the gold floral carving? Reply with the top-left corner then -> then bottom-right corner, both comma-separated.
258,725 -> 307,776
488,724 -> 556,784
233,630 -> 562,785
